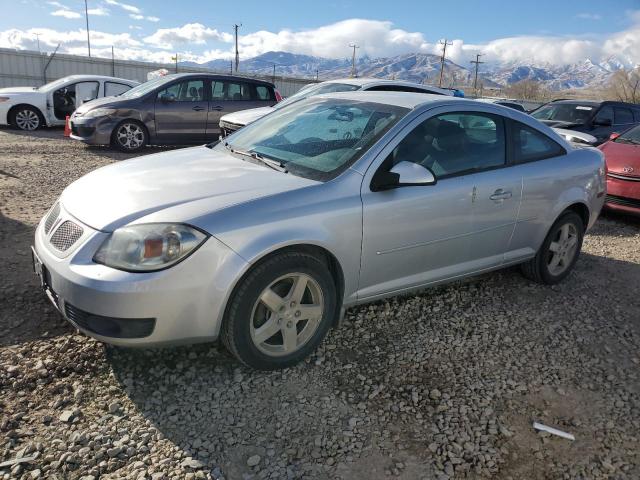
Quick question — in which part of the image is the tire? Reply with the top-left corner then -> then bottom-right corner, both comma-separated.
10,105 -> 42,131
222,251 -> 337,370
111,120 -> 148,152
521,211 -> 584,285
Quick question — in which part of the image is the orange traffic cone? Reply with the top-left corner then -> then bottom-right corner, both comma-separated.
64,115 -> 71,137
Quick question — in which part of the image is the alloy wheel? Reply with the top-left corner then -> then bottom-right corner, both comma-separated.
15,109 -> 40,130
116,123 -> 145,150
250,273 -> 324,357
547,223 -> 578,276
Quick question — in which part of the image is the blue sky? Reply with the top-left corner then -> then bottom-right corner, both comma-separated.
1,0 -> 639,66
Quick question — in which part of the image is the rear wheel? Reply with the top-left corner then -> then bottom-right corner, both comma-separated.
521,211 -> 584,284
11,106 -> 42,131
112,120 -> 147,152
222,251 -> 337,370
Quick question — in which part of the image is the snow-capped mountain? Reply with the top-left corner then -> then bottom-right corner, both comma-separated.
187,51 -> 636,91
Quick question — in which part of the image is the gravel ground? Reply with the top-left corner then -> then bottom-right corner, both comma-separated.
1,128 -> 639,480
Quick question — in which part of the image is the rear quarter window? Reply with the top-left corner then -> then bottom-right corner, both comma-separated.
512,121 -> 566,163
255,85 -> 275,101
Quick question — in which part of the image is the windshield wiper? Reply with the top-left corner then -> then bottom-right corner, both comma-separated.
224,142 -> 288,173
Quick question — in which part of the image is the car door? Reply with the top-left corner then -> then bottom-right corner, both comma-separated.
206,80 -> 266,136
154,78 -> 208,142
437,112 -> 522,269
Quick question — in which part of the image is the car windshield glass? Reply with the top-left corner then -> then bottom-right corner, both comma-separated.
531,103 -> 594,124
275,83 -> 360,109
614,124 -> 640,144
38,78 -> 71,91
119,77 -> 171,98
219,98 -> 409,181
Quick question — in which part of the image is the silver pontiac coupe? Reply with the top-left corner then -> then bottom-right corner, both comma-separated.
33,92 -> 606,369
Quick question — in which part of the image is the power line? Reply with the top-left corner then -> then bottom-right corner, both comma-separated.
233,24 -> 242,73
438,38 -> 453,87
349,43 -> 359,78
84,0 -> 91,57
470,53 -> 484,94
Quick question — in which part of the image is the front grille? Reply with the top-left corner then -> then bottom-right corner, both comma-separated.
44,202 -> 60,234
608,172 -> 640,182
71,125 -> 95,138
606,194 -> 640,209
65,303 -> 156,338
50,221 -> 83,251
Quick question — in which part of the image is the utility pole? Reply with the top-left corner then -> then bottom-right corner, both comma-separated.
111,46 -> 115,76
35,33 -> 45,85
438,38 -> 452,87
315,68 -> 319,81
229,60 -> 233,75
349,43 -> 359,78
470,53 -> 484,95
171,54 -> 178,73
84,0 -> 91,57
272,63 -> 276,84
233,23 -> 242,72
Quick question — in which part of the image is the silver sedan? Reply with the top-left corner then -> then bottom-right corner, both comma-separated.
33,92 -> 606,369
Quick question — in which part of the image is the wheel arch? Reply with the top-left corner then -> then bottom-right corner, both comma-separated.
564,202 -> 590,230
222,243 -> 346,330
8,103 -> 45,126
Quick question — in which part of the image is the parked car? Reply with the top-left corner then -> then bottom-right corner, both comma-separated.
69,73 -> 280,152
33,92 -> 605,369
598,124 -> 640,215
475,98 -> 526,112
552,128 -> 598,146
531,100 -> 640,145
0,75 -> 139,131
218,78 -> 453,137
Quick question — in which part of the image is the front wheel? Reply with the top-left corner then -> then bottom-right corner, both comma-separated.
521,211 -> 584,284
11,106 -> 42,131
222,251 -> 337,370
112,121 -> 148,152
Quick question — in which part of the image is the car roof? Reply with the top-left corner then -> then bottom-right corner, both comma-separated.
58,74 -> 139,84
161,72 -> 275,87
324,77 -> 447,91
314,90 -> 462,109
549,99 -> 601,106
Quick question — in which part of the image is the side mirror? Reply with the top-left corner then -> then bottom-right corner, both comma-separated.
609,132 -> 620,140
371,161 -> 436,191
594,118 -> 612,127
160,93 -> 175,103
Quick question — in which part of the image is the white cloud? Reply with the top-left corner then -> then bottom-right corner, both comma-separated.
144,23 -> 233,50
129,13 -> 143,20
0,27 -> 142,51
51,9 -> 82,19
576,13 -> 602,20
87,7 -> 110,16
105,0 -> 140,14
146,16 -> 159,22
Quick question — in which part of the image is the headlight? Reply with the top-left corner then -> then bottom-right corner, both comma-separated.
93,223 -> 208,272
82,108 -> 115,119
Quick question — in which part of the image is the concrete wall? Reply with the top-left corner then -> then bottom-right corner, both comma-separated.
0,48 -> 315,97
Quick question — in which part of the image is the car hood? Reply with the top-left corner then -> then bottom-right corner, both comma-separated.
73,96 -> 128,115
599,141 -> 640,177
61,146 -> 318,232
0,86 -> 39,94
221,106 -> 274,126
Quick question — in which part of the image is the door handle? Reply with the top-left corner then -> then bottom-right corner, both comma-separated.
210,106 -> 223,111
192,106 -> 205,111
489,189 -> 512,201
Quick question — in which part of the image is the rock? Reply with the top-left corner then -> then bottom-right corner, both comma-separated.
247,455 -> 261,467
59,410 -> 75,423
182,458 -> 206,469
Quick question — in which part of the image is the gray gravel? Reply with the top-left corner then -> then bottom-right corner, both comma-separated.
1,128 -> 639,479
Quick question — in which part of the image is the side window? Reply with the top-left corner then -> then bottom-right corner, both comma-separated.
105,82 -> 132,97
614,107 -> 634,125
255,85 -> 274,101
513,122 -> 565,163
211,81 -> 225,100
390,112 -> 506,178
226,82 -> 253,101
157,80 -> 204,102
594,106 -> 613,125
634,110 -> 640,122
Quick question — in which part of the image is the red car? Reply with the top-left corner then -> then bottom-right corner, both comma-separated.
599,125 -> 640,216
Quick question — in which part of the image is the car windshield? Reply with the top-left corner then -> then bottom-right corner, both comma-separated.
220,97 -> 409,181
275,82 -> 360,109
531,103 -> 595,124
38,77 -> 72,91
119,77 -> 171,99
614,124 -> 640,144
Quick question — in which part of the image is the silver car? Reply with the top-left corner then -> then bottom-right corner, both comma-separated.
33,92 -> 606,370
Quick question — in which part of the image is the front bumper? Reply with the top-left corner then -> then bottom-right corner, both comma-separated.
69,115 -> 116,145
605,174 -> 640,216
33,205 -> 249,346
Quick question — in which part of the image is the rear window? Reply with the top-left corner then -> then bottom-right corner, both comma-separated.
255,85 -> 274,101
